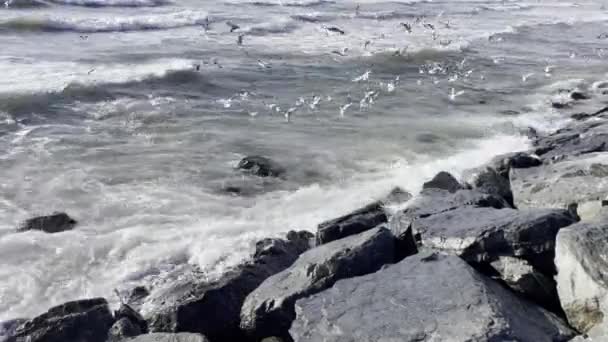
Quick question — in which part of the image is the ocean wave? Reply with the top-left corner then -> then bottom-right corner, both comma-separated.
2,0 -> 48,8
231,0 -> 332,7
0,11 -> 208,33
46,0 -> 169,7
242,18 -> 299,36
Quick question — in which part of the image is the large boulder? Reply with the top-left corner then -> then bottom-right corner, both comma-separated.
290,253 -> 575,342
237,156 -> 285,178
422,171 -> 464,193
126,333 -> 209,342
7,298 -> 114,342
464,166 -> 514,207
240,227 -> 396,340
411,207 -> 577,270
533,121 -> 608,162
556,221 -> 608,334
144,231 -> 312,341
510,152 -> 608,220
17,212 -> 77,233
316,202 -> 387,245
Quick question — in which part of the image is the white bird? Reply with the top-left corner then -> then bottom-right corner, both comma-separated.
449,88 -> 465,101
295,97 -> 306,106
544,65 -> 555,76
492,57 -> 504,64
448,74 -> 459,82
522,73 -> 535,82
257,59 -> 271,69
248,111 -> 258,117
326,95 -> 333,102
331,48 -> 349,57
339,103 -> 352,117
284,107 -> 297,122
352,70 -> 371,82
416,79 -> 423,85
386,82 -> 396,92
218,98 -> 232,108
309,95 -> 322,110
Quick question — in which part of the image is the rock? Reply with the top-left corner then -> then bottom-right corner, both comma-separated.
126,333 -> 209,342
510,152 -> 608,220
115,304 -> 148,334
261,338 -> 285,342
17,212 -> 77,233
490,256 -> 559,310
108,318 -> 142,342
127,286 -> 150,311
556,221 -> 608,333
0,319 -> 27,341
488,152 -> 542,177
144,231 -> 313,341
464,166 -> 514,207
290,253 -> 575,342
381,186 -> 412,205
316,202 -> 387,245
237,156 -> 285,177
240,227 -> 396,340
412,207 -> 577,268
571,91 -> 590,100
7,298 -> 114,342
422,171 -> 464,193
533,121 -> 608,161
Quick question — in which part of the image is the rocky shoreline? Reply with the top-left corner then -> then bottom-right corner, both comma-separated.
3,101 -> 608,341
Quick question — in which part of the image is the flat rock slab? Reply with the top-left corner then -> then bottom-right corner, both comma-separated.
290,253 -> 574,342
411,207 -> 577,264
510,152 -> 608,220
556,221 -> 608,333
240,227 -> 396,340
126,333 -> 209,342
7,298 -> 114,342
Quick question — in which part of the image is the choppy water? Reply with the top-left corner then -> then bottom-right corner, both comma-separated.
1,0 -> 608,320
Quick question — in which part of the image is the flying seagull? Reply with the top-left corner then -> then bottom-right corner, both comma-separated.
226,21 -> 240,32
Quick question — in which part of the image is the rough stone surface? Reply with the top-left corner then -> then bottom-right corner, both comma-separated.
115,304 -> 148,334
126,333 -> 209,342
0,319 -> 27,342
316,202 -> 387,245
465,166 -> 514,207
144,231 -> 313,341
290,253 -> 574,342
533,121 -> 608,162
422,171 -> 464,193
510,152 -> 608,220
17,212 -> 77,233
411,207 -> 577,267
240,227 -> 396,340
7,298 -> 114,342
556,221 -> 608,334
108,318 -> 142,342
237,156 -> 285,177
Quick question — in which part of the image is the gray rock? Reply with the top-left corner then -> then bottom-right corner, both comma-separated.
464,166 -> 514,207
115,304 -> 148,334
126,286 -> 150,311
290,253 -> 575,342
422,171 -> 464,193
108,318 -> 142,342
316,202 -> 387,245
533,121 -> 608,162
510,152 -> 608,220
7,298 -> 114,342
0,319 -> 27,342
260,337 -> 285,342
381,186 -> 412,205
556,221 -> 608,334
126,333 -> 209,342
411,207 -> 577,269
144,231 -> 313,341
490,256 -> 558,310
237,156 -> 285,177
17,212 -> 77,233
240,227 -> 396,340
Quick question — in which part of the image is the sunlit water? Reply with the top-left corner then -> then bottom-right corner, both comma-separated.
1,0 -> 608,320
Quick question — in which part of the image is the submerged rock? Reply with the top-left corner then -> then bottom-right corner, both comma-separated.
240,227 -> 396,340
126,333 -> 209,342
17,212 -> 77,233
7,298 -> 114,342
237,156 -> 285,177
145,231 -> 312,341
290,253 -> 574,342
422,171 -> 464,193
316,202 -> 387,245
556,221 -> 608,334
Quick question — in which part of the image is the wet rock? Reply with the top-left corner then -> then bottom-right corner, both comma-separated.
571,91 -> 590,100
488,152 -> 542,177
422,171 -> 464,193
107,318 -> 142,342
115,304 -> 147,334
556,221 -> 608,334
126,333 -> 209,342
7,298 -> 114,342
237,156 -> 285,178
411,207 -> 577,270
0,319 -> 27,341
127,286 -> 150,311
490,256 -> 559,310
17,212 -> 77,233
240,227 -> 396,340
533,121 -> 608,161
290,253 -> 575,342
315,202 -> 387,245
464,166 -> 514,207
510,152 -> 608,220
381,186 -> 412,205
145,231 -> 313,341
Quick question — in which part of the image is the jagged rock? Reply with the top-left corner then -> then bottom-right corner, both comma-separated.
316,202 -> 387,245
486,152 -> 542,178
422,171 -> 464,193
17,212 -> 77,233
237,156 -> 285,177
144,231 -> 313,341
115,304 -> 148,334
7,298 -> 114,342
411,207 -> 577,270
533,121 -> 608,161
381,187 -> 413,205
108,318 -> 142,342
556,221 -> 608,334
464,166 -> 514,207
290,253 -> 575,342
127,286 -> 150,311
240,227 -> 396,340
490,256 -> 559,310
510,152 -> 608,220
0,319 -> 27,341
126,333 -> 209,342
